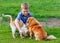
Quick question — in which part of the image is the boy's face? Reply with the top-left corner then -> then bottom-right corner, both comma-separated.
21,9 -> 29,16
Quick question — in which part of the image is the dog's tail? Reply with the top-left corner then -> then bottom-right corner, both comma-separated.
46,35 -> 56,40
2,14 -> 12,22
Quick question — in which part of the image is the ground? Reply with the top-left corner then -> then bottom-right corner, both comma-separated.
40,18 -> 60,27
0,0 -> 60,43
0,22 -> 60,43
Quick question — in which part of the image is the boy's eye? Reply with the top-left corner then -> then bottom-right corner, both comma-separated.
23,10 -> 29,12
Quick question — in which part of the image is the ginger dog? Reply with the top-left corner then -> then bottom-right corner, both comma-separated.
2,14 -> 28,39
27,17 -> 56,40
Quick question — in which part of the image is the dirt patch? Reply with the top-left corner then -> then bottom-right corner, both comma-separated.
0,17 -> 60,27
40,18 -> 60,27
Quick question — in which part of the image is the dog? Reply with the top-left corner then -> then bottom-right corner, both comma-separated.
2,14 -> 28,39
27,17 -> 56,40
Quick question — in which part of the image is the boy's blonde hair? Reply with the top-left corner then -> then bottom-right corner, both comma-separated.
21,3 -> 29,9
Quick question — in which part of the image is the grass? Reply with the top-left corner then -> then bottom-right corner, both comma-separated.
0,0 -> 60,22
0,0 -> 60,19
0,0 -> 60,43
0,23 -> 60,43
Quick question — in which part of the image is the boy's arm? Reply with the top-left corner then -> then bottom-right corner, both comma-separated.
15,13 -> 21,33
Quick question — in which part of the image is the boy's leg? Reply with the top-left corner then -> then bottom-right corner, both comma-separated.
15,19 -> 21,36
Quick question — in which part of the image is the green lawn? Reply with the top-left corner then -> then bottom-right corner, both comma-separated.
0,0 -> 60,19
0,0 -> 60,43
0,24 -> 60,43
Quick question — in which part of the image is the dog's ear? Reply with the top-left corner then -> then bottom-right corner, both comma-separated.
27,17 -> 31,23
26,17 -> 33,26
29,17 -> 40,26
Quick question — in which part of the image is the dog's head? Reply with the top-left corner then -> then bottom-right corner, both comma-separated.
26,17 -> 39,27
27,17 -> 34,23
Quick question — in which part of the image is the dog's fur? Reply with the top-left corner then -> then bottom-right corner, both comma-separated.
2,14 -> 28,38
27,17 -> 56,40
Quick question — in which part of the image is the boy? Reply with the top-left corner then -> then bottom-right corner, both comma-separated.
15,3 -> 33,37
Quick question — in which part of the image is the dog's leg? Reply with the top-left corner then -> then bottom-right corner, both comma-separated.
29,32 -> 33,39
28,28 -> 33,39
10,24 -> 16,39
34,33 -> 39,40
34,32 -> 41,40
